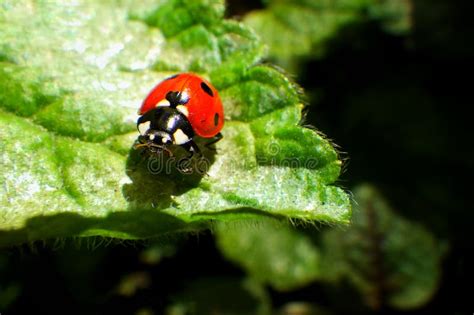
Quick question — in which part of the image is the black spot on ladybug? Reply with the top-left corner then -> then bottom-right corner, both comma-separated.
165,74 -> 179,81
214,113 -> 219,126
200,82 -> 214,97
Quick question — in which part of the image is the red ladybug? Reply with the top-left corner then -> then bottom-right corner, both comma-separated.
136,73 -> 224,157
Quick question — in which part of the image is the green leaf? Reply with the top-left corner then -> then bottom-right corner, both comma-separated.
215,218 -> 321,290
166,277 -> 271,315
0,0 -> 350,247
368,0 -> 413,35
320,185 -> 446,309
243,0 -> 412,71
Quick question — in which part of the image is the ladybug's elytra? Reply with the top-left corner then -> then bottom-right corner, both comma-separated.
136,73 -> 224,157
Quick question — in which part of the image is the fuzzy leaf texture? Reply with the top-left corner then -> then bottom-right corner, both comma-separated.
0,0 -> 350,247
244,0 -> 412,71
320,185 -> 445,310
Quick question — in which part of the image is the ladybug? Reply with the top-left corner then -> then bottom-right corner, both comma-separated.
136,73 -> 224,157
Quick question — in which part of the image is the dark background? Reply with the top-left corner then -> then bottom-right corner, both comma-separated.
1,0 -> 473,314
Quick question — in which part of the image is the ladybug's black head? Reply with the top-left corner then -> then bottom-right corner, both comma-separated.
137,107 -> 194,150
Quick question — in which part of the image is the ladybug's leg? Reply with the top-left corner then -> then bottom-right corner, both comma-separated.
181,140 -> 201,159
205,132 -> 223,151
134,142 -> 173,157
177,141 -> 201,173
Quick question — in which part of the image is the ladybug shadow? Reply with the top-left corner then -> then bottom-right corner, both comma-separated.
122,138 -> 217,210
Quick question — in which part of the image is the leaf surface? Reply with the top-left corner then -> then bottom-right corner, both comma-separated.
244,0 -> 412,71
216,218 -> 321,291
0,0 -> 350,247
320,185 -> 445,309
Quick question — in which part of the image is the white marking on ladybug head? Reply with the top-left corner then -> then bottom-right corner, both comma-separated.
156,99 -> 170,107
138,121 -> 151,135
149,134 -> 155,140
173,129 -> 190,145
180,89 -> 190,103
176,105 -> 189,117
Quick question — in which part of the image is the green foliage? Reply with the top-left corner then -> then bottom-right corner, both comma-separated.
243,0 -> 412,71
166,277 -> 271,315
215,185 -> 445,309
216,218 -> 320,291
320,185 -> 446,309
0,0 -> 350,247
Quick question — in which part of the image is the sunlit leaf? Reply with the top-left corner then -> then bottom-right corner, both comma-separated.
0,0 -> 349,247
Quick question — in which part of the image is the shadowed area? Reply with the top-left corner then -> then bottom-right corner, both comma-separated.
122,137 -> 218,208
0,210 -> 207,248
